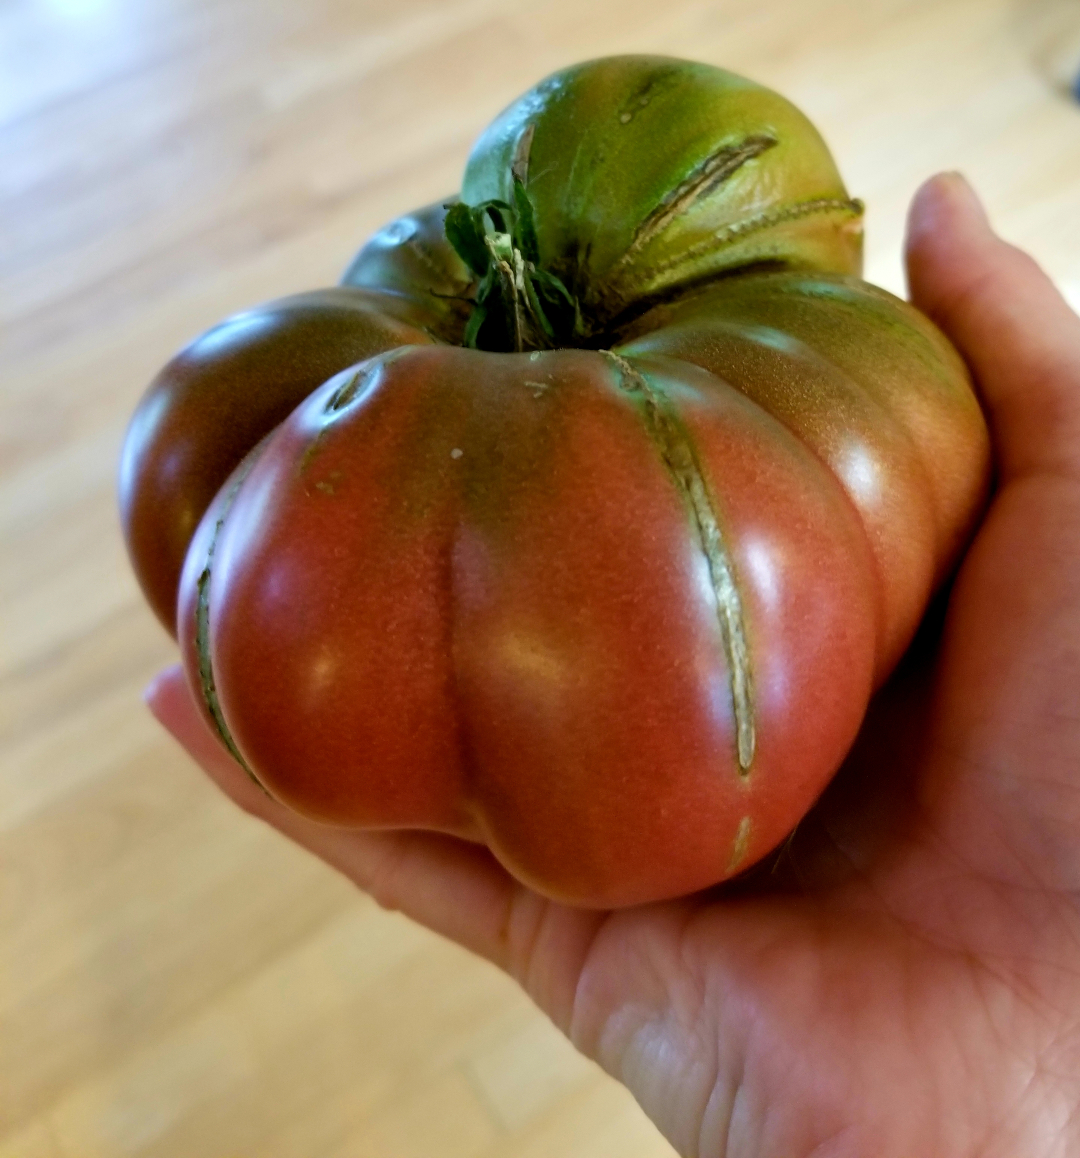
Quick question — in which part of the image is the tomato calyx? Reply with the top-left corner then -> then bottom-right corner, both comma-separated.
444,179 -> 585,353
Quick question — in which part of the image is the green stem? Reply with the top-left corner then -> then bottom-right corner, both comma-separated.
445,182 -> 582,352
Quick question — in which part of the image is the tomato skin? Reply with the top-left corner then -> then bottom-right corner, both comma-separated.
118,288 -> 438,632
121,199 -> 475,634
617,272 -> 989,675
177,311 -> 980,906
340,198 -> 473,329
126,56 -> 992,906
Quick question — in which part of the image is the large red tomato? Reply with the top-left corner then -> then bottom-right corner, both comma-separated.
121,56 -> 990,907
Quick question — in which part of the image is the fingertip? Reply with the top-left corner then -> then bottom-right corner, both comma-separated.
904,173 -> 993,307
906,172 -> 988,249
143,663 -> 250,788
905,172 -> 1080,482
143,663 -> 188,731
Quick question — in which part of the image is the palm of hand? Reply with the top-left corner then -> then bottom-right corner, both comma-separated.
149,174 -> 1080,1157
557,468 -> 1080,1156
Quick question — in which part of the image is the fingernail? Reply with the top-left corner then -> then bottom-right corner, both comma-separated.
910,172 -> 989,238
938,172 -> 988,223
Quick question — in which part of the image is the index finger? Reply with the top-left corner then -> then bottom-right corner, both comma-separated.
905,172 -> 1080,483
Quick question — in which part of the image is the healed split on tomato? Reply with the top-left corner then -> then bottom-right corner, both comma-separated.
119,55 -> 990,907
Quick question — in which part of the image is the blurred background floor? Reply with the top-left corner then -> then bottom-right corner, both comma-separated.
3,0 -> 1080,1154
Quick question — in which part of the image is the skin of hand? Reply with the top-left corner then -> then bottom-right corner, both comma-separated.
146,172 -> 1080,1158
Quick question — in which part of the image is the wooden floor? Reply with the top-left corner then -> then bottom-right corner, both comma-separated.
3,0 -> 1080,1154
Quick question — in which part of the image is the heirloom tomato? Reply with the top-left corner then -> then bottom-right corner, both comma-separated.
120,56 -> 990,907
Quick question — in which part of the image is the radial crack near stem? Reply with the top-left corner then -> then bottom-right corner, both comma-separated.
601,350 -> 756,773
608,135 -> 778,278
648,196 -> 864,278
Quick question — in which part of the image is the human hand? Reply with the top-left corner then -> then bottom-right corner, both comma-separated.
147,172 -> 1080,1157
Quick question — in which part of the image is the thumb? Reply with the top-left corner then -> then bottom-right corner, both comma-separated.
905,172 -> 1080,482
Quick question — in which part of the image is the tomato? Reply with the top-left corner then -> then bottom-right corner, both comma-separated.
121,55 -> 989,907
